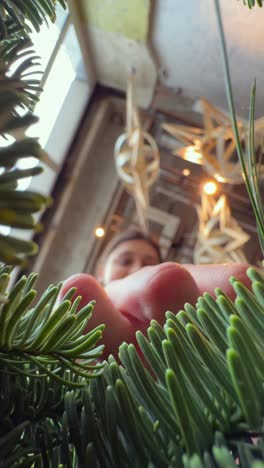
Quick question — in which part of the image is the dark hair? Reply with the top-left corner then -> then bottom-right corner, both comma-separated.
96,229 -> 162,275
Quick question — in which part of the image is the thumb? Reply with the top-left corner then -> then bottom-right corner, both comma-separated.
105,262 -> 200,325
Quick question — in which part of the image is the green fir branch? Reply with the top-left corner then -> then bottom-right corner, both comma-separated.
0,38 -> 52,265
214,0 -> 264,256
0,36 -> 42,113
1,268 -> 264,466
240,0 -> 263,8
57,268 -> 264,467
0,268 -> 105,388
0,0 -> 67,40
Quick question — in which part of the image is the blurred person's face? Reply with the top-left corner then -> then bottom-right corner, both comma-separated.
101,239 -> 160,285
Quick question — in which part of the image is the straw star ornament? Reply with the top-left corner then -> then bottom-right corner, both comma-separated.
194,192 -> 249,264
162,99 -> 246,184
114,73 -> 160,233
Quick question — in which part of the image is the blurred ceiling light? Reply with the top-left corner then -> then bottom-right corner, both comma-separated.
182,168 -> 190,176
182,146 -> 203,164
203,180 -> 218,195
162,99 -> 248,184
95,227 -> 105,238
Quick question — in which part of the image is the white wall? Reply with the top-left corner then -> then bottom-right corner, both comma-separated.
152,0 -> 264,117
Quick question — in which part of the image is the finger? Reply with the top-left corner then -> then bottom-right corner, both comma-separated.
59,274 -> 136,357
106,262 -> 200,325
183,263 -> 251,299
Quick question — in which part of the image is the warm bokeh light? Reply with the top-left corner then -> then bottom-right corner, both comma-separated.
203,180 -> 218,195
183,146 -> 203,164
95,227 -> 105,238
182,168 -> 190,176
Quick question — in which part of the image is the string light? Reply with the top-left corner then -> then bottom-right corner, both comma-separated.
183,147 -> 203,164
94,227 -> 105,238
203,180 -> 218,195
182,168 -> 190,176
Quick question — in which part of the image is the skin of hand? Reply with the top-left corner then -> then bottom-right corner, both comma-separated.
59,262 -> 251,358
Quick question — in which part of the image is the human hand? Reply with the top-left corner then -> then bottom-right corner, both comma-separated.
59,262 -> 251,358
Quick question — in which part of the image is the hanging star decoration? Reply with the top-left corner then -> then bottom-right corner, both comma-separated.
114,72 -> 160,233
194,192 -> 250,264
162,98 -> 254,184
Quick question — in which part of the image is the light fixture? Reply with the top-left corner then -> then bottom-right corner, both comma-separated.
162,99 -> 249,184
182,168 -> 190,176
183,146 -> 203,164
203,180 -> 218,195
94,227 -> 105,238
194,193 -> 249,264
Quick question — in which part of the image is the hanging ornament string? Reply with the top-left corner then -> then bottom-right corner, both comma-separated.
194,191 -> 249,264
114,71 -> 160,233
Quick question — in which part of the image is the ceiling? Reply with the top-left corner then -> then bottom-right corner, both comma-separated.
71,0 -> 264,117
152,0 -> 264,118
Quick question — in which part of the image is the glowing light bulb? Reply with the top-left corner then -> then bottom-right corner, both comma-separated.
95,227 -> 105,238
184,146 -> 203,164
182,168 -> 190,176
203,181 -> 218,195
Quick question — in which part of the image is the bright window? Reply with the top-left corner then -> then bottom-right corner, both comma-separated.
2,5 -> 92,238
